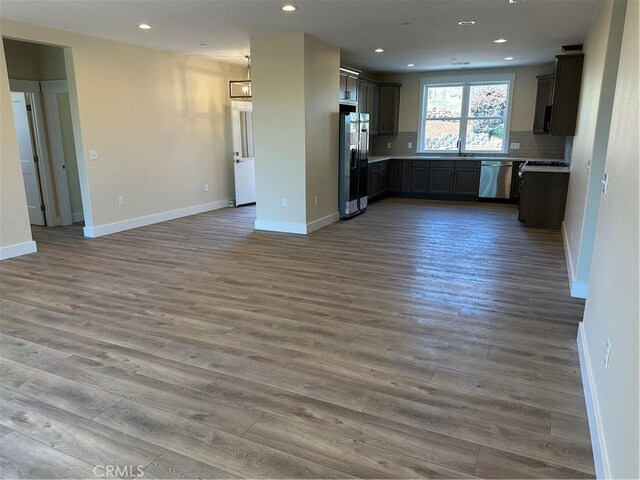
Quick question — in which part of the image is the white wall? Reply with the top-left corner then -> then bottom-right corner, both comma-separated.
562,0 -> 627,297
3,38 -> 66,81
252,33 -> 339,234
304,35 -> 339,224
1,18 -> 244,244
580,0 -> 639,477
375,64 -> 554,133
0,43 -> 35,258
251,33 -> 307,229
56,92 -> 83,215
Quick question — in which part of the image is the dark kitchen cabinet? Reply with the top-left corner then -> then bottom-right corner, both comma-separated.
452,160 -> 480,197
518,170 -> 569,229
389,159 -> 412,193
533,74 -> 555,134
428,163 -> 455,195
453,169 -> 480,196
358,79 -> 379,135
532,55 -> 584,136
411,161 -> 430,193
368,160 -> 390,199
550,54 -> 584,136
378,83 -> 402,135
339,69 -> 359,105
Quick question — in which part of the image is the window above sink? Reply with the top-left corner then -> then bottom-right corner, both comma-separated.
418,73 -> 515,155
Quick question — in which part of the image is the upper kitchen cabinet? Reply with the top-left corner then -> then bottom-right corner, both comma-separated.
533,54 -> 584,136
533,74 -> 555,134
378,83 -> 402,135
339,68 -> 359,105
358,79 -> 379,135
550,54 -> 584,136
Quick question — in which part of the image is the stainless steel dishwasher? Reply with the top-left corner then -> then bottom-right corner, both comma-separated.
479,161 -> 513,198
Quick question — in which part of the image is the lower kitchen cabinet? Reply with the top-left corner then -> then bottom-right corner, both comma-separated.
368,160 -> 390,199
368,159 -> 483,203
411,161 -> 430,193
518,170 -> 569,229
389,160 -> 412,193
453,166 -> 480,197
428,164 -> 455,196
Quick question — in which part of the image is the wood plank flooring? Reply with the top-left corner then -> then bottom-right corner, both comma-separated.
0,198 -> 594,478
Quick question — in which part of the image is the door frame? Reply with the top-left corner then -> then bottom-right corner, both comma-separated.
230,100 -> 253,156
41,80 -> 73,225
9,79 -> 59,226
231,100 -> 256,206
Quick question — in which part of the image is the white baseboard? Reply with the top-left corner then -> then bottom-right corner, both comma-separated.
577,322 -> 609,479
562,221 -> 589,298
72,211 -> 84,223
254,219 -> 307,235
0,241 -> 37,260
83,200 -> 231,238
255,211 -> 339,235
306,212 -> 339,234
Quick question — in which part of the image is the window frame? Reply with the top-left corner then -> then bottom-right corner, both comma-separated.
417,73 -> 516,154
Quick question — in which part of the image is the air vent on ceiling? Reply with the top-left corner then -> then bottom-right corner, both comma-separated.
451,62 -> 470,66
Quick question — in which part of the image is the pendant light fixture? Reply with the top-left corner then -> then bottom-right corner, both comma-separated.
229,55 -> 252,99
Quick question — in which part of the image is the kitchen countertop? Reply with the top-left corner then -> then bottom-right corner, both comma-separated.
368,155 -> 564,164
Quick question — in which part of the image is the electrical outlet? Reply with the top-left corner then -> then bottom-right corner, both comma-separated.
510,142 -> 520,150
118,195 -> 125,206
204,184 -> 209,192
602,173 -> 609,194
281,198 -> 288,208
387,142 -> 392,149
89,150 -> 99,161
314,196 -> 318,206
408,142 -> 413,149
604,338 -> 611,369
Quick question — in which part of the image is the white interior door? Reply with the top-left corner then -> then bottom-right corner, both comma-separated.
11,92 -> 45,226
42,80 -> 73,226
231,101 -> 256,206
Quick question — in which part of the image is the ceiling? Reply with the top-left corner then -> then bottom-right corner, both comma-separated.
0,0 -> 601,73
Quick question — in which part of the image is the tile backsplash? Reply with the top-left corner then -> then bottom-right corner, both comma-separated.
371,131 -> 567,159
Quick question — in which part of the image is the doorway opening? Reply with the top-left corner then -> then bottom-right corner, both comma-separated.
231,100 -> 256,207
4,38 -> 85,232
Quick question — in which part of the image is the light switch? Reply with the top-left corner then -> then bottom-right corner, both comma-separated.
408,142 -> 413,149
510,143 -> 520,150
89,150 -> 99,161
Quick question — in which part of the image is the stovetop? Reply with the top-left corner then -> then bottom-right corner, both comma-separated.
525,160 -> 570,167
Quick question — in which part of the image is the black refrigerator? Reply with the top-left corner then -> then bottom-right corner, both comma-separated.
339,112 -> 369,219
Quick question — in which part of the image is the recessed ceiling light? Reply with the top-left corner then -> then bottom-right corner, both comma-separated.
504,56 -> 515,60
494,38 -> 508,43
458,21 -> 476,26
374,48 -> 385,53
138,23 -> 151,30
407,63 -> 415,67
282,5 -> 297,11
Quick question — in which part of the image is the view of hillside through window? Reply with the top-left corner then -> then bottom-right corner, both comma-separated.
422,82 -> 509,152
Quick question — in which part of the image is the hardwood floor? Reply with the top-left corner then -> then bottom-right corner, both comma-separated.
0,198 -> 594,479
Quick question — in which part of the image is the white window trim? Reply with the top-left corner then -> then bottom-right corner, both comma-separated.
417,72 -> 516,154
